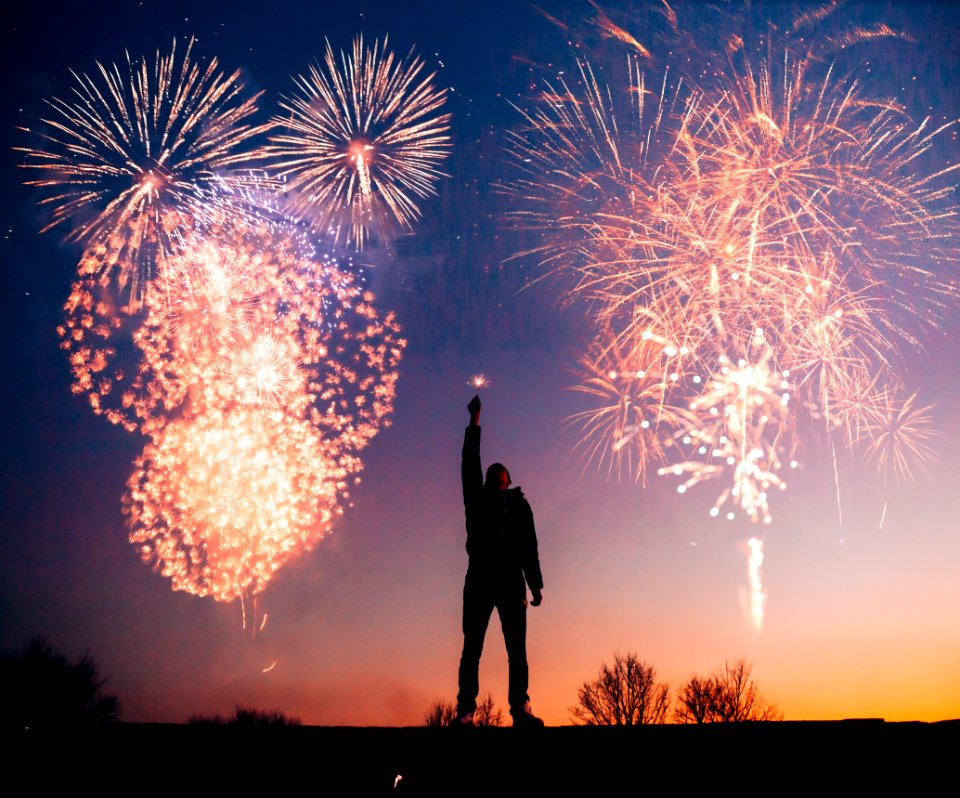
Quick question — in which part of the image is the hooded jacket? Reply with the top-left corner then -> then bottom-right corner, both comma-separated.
462,425 -> 543,595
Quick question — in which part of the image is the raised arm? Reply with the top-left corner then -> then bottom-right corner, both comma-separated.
462,395 -> 483,511
467,394 -> 480,427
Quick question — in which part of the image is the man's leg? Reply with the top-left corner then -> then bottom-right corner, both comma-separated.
456,583 -> 494,718
498,594 -> 530,715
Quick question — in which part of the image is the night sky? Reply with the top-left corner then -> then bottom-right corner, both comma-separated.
2,0 -> 959,726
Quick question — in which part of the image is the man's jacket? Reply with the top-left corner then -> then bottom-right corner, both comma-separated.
462,425 -> 543,594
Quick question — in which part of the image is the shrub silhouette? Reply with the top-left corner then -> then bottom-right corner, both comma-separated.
422,692 -> 503,726
1,637 -> 120,731
187,705 -> 301,726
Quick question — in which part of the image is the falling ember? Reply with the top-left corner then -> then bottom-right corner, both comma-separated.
262,660 -> 278,674
266,35 -> 451,249
469,374 -> 490,389
745,537 -> 766,631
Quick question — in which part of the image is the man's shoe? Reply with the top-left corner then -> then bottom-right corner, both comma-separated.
511,703 -> 545,728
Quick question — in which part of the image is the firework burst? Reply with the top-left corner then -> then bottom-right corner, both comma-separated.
657,331 -> 795,525
125,405 -> 342,602
860,389 -> 939,487
508,6 -> 957,521
266,35 -> 451,248
568,324 -> 693,483
17,38 -> 265,300
21,35 -> 417,614
122,221 -> 404,600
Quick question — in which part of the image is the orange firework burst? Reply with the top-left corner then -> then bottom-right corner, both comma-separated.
17,38 -> 265,300
266,35 -> 451,248
119,221 -> 405,600
125,406 -> 342,602
61,218 -> 406,444
59,215 -> 406,604
509,7 -> 957,520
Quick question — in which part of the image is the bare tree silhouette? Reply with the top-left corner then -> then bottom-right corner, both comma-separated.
675,659 -> 782,723
673,674 -> 716,724
570,652 -> 669,725
1,638 -> 119,730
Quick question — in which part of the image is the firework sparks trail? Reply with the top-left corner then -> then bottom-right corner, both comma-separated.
568,323 -> 694,483
860,390 -> 939,489
508,5 -> 957,522
745,536 -> 766,631
266,35 -> 451,249
17,38 -> 266,301
469,374 -> 490,390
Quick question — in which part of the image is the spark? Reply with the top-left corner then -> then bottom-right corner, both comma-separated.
469,374 -> 490,389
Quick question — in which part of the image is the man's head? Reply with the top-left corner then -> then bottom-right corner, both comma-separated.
485,463 -> 511,491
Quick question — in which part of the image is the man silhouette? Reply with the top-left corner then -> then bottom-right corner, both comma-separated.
455,394 -> 545,727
